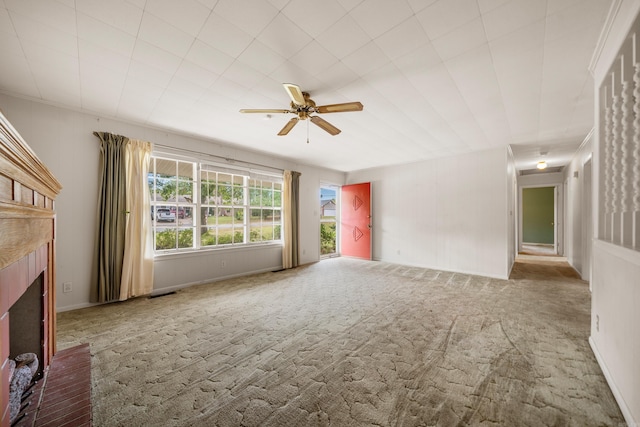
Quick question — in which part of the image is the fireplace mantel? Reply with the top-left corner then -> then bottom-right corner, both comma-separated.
0,110 -> 62,426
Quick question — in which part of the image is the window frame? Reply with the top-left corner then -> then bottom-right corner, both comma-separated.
149,152 -> 283,254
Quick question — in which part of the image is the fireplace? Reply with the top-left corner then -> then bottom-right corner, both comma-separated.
0,110 -> 61,426
9,273 -> 44,378
1,245 -> 53,425
4,262 -> 50,425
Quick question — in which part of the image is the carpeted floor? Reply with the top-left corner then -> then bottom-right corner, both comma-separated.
56,257 -> 625,426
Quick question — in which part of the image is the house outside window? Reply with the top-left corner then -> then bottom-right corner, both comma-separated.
149,154 -> 282,252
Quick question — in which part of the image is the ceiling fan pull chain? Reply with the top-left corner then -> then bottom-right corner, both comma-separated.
307,119 -> 310,144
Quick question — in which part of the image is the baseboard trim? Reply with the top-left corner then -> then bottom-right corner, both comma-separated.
589,336 -> 637,426
56,266 -> 283,312
372,257 -> 509,280
56,301 -> 101,313
150,265 -> 282,296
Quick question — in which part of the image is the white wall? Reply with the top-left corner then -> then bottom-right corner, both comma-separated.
517,171 -> 564,187
0,94 -> 344,311
590,1 -> 640,425
563,133 -> 593,279
347,147 -> 510,279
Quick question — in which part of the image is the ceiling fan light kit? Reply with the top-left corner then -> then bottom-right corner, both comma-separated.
240,83 -> 363,138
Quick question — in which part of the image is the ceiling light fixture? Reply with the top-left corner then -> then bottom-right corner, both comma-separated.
537,161 -> 548,170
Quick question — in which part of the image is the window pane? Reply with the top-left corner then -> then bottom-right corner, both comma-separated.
179,181 -> 193,199
154,176 -> 176,202
232,208 -> 244,225
249,188 -> 260,206
250,224 -> 261,242
233,186 -> 243,204
320,223 -> 337,255
178,161 -> 193,181
218,173 -> 232,185
273,190 -> 281,207
178,228 -> 193,249
201,227 -> 216,246
262,209 -> 273,221
218,227 -> 233,244
262,189 -> 273,206
147,171 -> 155,195
156,158 -> 176,176
204,184 -> 216,204
219,182 -> 232,204
155,229 -> 177,250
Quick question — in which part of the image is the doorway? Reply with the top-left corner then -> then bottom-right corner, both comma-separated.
320,185 -> 339,257
522,186 -> 557,254
340,182 -> 372,260
583,158 -> 592,282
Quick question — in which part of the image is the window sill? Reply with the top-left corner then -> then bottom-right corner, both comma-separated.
153,242 -> 283,261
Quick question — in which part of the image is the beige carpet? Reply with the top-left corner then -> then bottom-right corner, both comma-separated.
56,257 -> 624,426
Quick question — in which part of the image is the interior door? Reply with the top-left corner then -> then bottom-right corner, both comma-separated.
522,186 -> 555,247
341,182 -> 371,259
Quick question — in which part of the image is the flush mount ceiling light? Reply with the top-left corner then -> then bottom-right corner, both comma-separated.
537,161 -> 548,170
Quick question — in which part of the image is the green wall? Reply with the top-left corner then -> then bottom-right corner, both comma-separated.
523,187 -> 554,244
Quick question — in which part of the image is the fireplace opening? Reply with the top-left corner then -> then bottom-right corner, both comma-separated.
9,272 -> 44,378
7,273 -> 45,424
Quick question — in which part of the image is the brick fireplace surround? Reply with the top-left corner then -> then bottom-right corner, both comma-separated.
0,109 -> 65,426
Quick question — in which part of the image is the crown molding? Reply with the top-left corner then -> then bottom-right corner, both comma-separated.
589,0 -> 624,76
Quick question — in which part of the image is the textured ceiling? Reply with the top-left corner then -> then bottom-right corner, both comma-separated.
0,0 -> 612,172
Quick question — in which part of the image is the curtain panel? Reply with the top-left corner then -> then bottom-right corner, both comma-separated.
92,132 -> 128,303
92,132 -> 154,303
282,170 -> 301,269
120,139 -> 154,300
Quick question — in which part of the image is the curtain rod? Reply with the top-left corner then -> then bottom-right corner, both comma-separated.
152,143 -> 284,174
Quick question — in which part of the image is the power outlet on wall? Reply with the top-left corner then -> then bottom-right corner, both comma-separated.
220,259 -> 227,269
63,282 -> 72,293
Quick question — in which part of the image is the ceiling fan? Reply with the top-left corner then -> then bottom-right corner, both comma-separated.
239,83 -> 363,136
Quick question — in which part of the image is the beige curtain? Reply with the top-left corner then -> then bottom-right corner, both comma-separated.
120,139 -> 154,300
282,170 -> 301,269
92,132 -> 128,303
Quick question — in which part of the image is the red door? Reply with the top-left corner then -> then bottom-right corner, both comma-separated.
341,182 -> 371,259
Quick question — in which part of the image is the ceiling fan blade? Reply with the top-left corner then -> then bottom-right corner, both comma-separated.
278,118 -> 299,136
283,83 -> 306,106
315,102 -> 364,113
310,116 -> 341,136
239,109 -> 291,114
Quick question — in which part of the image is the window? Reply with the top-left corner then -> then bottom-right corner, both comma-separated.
149,157 -> 196,251
248,178 -> 282,243
149,154 -> 282,252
